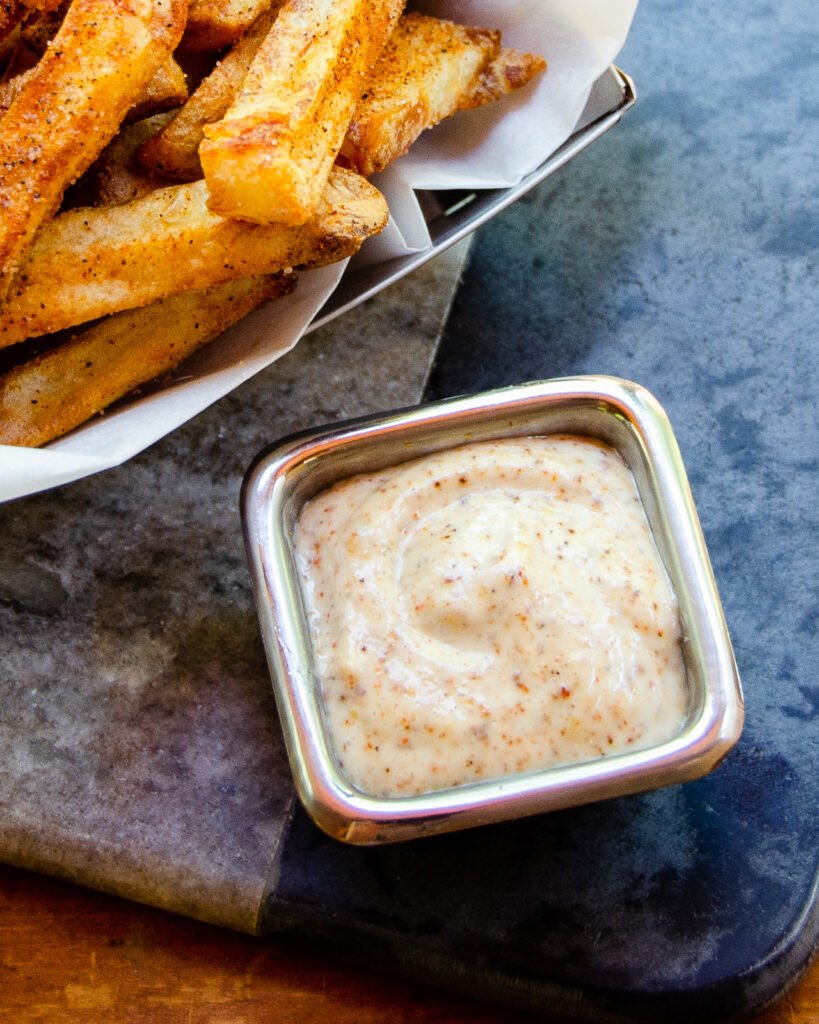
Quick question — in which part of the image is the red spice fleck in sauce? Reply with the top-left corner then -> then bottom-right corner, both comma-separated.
295,436 -> 687,798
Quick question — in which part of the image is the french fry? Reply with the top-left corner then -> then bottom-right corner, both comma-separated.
200,0 -> 404,226
127,56 -> 189,122
150,9 -> 547,189
0,275 -> 294,448
0,0 -> 20,49
340,15 -> 498,178
0,0 -> 187,300
0,55 -> 189,121
0,1 -> 19,55
0,0 -> 20,41
1,3 -> 65,108
138,5 -> 279,182
0,167 -> 387,347
83,112 -> 176,208
0,3 -> 68,87
182,0 -> 275,52
17,0 -> 65,52
0,63 -> 33,114
0,18 -> 20,63
340,14 -> 545,178
459,47 -> 548,112
19,0 -> 63,11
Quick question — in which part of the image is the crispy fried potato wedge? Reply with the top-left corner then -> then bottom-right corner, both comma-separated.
138,5 -> 278,182
0,57 -> 189,121
182,0 -> 276,52
19,0 -> 63,11
1,3 -> 57,70
0,0 -> 187,300
82,113 -> 176,208
0,64 -> 33,114
0,167 -> 387,347
340,14 -> 499,178
459,47 -> 547,111
0,0 -> 15,19
340,14 -> 544,177
0,0 -> 19,35
0,3 -> 66,85
142,10 -> 547,186
0,2 -> 20,52
127,56 -> 189,122
18,0 -> 65,52
1,5 -> 66,109
1,53 -> 189,121
201,0 -> 404,226
0,275 -> 294,447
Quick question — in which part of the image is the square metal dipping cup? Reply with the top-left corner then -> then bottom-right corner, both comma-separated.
241,376 -> 744,844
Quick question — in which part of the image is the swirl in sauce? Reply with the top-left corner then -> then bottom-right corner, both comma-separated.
295,436 -> 688,797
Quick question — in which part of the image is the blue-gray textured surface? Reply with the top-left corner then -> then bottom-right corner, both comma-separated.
264,1 -> 818,1020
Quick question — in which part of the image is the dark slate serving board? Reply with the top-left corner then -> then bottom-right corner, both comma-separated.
257,1 -> 819,1021
0,245 -> 470,933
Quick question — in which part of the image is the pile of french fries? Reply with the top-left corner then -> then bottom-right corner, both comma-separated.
0,0 -> 545,447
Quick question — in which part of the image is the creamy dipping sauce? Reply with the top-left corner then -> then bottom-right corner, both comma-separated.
294,435 -> 688,798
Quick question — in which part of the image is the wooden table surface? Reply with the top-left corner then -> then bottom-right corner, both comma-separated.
0,862 -> 814,1023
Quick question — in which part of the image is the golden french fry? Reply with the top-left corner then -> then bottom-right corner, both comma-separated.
340,14 -> 544,178
0,275 -> 294,448
138,5 -> 279,182
82,112 -> 176,208
0,64 -> 33,114
0,0 -> 19,34
0,5 -> 60,109
0,12 -> 20,61
458,47 -> 547,112
1,56 -> 189,123
127,56 -> 189,122
0,1 -> 63,78
1,5 -> 67,107
200,0 -> 405,226
0,0 -> 187,300
182,0 -> 276,52
1,56 -> 188,123
0,167 -> 387,347
19,0 -> 64,11
18,0 -> 64,51
340,14 -> 498,178
142,10 -> 547,186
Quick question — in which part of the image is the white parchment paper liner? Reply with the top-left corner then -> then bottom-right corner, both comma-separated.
0,0 -> 637,502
